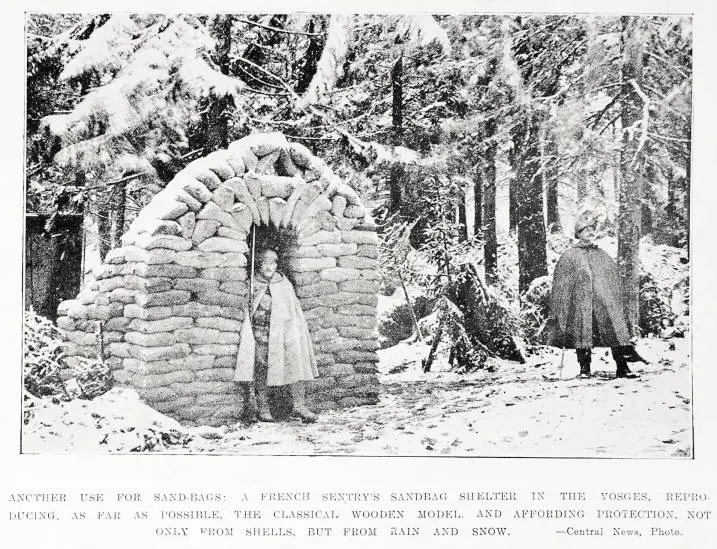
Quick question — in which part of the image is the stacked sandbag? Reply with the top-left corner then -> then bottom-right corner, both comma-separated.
56,132 -> 380,426
56,258 -> 248,427
288,228 -> 381,410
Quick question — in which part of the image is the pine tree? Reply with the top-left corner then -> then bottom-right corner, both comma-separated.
504,17 -> 548,294
26,14 -> 692,364
204,14 -> 235,152
44,15 -> 247,257
482,116 -> 498,285
389,51 -> 404,214
512,109 -> 548,294
618,15 -> 645,335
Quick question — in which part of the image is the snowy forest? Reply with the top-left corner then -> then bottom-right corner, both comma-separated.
24,14 -> 692,456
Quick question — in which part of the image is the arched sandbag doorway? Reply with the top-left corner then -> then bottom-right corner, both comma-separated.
56,132 -> 380,426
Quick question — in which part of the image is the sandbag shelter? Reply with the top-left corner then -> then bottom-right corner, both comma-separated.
56,133 -> 380,426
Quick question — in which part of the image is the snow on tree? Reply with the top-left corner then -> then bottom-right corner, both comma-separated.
26,14 -> 691,373
296,14 -> 352,109
42,14 -> 248,257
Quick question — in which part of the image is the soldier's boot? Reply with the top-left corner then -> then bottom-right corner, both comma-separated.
291,381 -> 317,424
256,391 -> 273,422
254,364 -> 274,422
614,345 -> 649,364
612,347 -> 639,379
576,349 -> 592,379
242,382 -> 258,423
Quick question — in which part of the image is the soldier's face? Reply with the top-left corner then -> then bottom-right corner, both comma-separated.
259,250 -> 278,280
579,225 -> 596,244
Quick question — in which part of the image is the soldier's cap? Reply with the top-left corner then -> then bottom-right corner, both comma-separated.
574,211 -> 599,238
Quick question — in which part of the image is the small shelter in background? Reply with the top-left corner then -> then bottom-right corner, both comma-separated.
25,213 -> 84,321
55,133 -> 381,426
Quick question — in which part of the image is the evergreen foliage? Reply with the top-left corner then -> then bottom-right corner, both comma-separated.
26,14 -> 692,371
23,310 -> 112,400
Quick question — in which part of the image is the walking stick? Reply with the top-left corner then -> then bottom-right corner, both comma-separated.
549,317 -> 567,381
249,225 -> 256,313
558,347 -> 565,380
244,225 -> 258,413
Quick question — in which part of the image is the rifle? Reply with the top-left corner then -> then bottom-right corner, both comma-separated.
249,224 -> 256,320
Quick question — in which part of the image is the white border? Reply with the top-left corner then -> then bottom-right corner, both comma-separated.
3,2 -> 715,547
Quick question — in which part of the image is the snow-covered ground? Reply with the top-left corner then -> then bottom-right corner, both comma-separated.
22,388 -> 192,453
23,335 -> 691,458
184,336 -> 691,457
22,233 -> 690,456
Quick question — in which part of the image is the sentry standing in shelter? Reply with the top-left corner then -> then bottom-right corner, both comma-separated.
545,211 -> 647,379
234,246 -> 319,423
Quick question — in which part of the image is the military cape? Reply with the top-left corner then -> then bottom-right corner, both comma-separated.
234,273 -> 318,386
545,243 -> 631,349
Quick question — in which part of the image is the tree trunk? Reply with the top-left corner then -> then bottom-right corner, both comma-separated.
612,166 -> 620,215
545,133 -> 561,232
684,156 -> 692,261
641,149 -> 656,235
458,186 -> 468,241
685,123 -> 691,259
618,15 -> 644,336
612,123 -> 621,206
576,167 -> 587,201
296,17 -> 328,93
96,207 -> 111,262
473,172 -> 482,237
640,202 -> 653,235
389,52 -> 404,215
543,69 -> 562,233
206,15 -> 234,152
482,119 -> 498,285
662,164 -> 680,247
388,164 -> 404,217
665,164 -> 675,220
508,176 -> 518,231
75,74 -> 102,262
110,182 -> 126,249
206,96 -> 232,152
513,110 -> 548,294
96,177 -> 125,261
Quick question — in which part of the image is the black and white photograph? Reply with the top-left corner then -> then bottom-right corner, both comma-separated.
22,12 -> 692,457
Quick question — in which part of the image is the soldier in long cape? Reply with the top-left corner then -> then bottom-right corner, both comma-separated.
234,247 -> 319,423
545,211 -> 646,379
